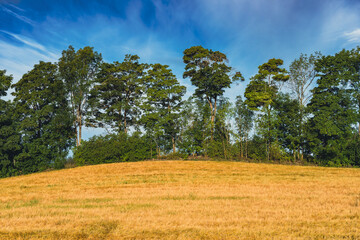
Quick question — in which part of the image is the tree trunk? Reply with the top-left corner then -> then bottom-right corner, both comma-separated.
76,107 -> 81,146
150,141 -> 153,159
172,136 -> 176,153
124,110 -> 127,134
358,101 -> 360,136
208,98 -> 214,140
293,150 -> 296,162
240,136 -> 243,160
208,97 -> 218,141
245,136 -> 248,159
79,114 -> 82,146
266,106 -> 271,161
223,139 -> 226,159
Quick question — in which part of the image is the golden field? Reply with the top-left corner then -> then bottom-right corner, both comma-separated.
0,160 -> 359,240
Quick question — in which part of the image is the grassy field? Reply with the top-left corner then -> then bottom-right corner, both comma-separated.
0,161 -> 359,239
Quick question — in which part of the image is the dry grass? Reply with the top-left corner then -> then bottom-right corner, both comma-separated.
0,160 -> 359,239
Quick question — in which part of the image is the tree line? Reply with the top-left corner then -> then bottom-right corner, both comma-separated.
1,45 -> 360,177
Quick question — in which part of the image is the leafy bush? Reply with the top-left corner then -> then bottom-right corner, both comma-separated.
73,132 -> 152,166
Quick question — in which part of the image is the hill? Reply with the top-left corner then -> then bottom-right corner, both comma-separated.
0,161 -> 359,239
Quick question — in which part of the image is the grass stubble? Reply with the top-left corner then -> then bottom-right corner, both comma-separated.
0,161 -> 359,239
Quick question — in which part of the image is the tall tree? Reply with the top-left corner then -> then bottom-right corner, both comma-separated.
12,62 -> 73,173
273,93 -> 301,161
213,97 -> 233,159
348,47 -> 360,135
177,97 -> 211,157
183,46 -> 244,139
58,45 -> 102,146
0,70 -> 21,177
245,58 -> 289,161
89,54 -> 147,134
307,50 -> 356,166
141,63 -> 186,154
288,52 -> 321,160
234,96 -> 254,159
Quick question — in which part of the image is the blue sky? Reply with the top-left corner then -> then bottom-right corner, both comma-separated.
1,0 -> 360,137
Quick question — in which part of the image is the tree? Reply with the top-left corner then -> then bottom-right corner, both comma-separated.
273,93 -> 301,161
141,63 -> 186,155
0,70 -> 21,177
183,46 -> 244,139
177,97 -> 211,156
244,58 -> 289,161
288,52 -> 321,160
58,45 -> 102,146
348,47 -> 360,135
212,97 -> 233,159
12,61 -> 73,173
307,51 -> 357,166
234,96 -> 254,159
89,54 -> 147,134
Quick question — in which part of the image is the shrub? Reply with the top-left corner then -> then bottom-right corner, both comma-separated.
73,132 -> 152,166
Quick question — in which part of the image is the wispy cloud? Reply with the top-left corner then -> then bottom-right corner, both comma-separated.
1,30 -> 46,51
4,2 -> 25,12
0,35 -> 60,83
344,28 -> 360,43
0,4 -> 35,26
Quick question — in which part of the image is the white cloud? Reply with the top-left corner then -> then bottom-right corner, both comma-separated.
0,36 -> 60,84
320,1 -> 360,46
344,28 -> 360,43
1,30 -> 46,52
0,5 -> 35,26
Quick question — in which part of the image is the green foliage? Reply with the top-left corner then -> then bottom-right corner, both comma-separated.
73,132 -> 153,165
89,54 -> 147,134
234,96 -> 254,159
288,52 -> 321,162
246,135 -> 267,161
206,140 -> 225,159
274,93 -> 302,160
348,47 -> 360,135
58,45 -> 102,146
141,63 -> 186,154
245,58 -> 289,110
307,50 -> 357,166
177,97 -> 211,156
0,70 -> 22,177
3,45 -> 360,178
245,58 -> 289,161
183,46 -> 243,100
12,61 -> 73,174
345,135 -> 360,166
183,46 -> 243,138
211,98 -> 233,159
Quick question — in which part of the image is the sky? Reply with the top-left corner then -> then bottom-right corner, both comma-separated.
1,0 -> 360,137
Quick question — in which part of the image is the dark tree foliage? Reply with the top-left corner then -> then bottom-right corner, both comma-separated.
58,45 -> 102,146
89,54 -> 147,134
273,93 -> 302,161
245,58 -> 289,161
307,50 -> 357,166
73,132 -> 153,165
245,59 -> 288,110
4,45 -> 360,178
288,52 -> 321,161
141,63 -> 186,155
348,47 -> 360,135
12,61 -> 74,173
0,70 -> 21,177
183,46 -> 244,138
177,97 -> 211,156
234,96 -> 254,159
211,97 -> 233,159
